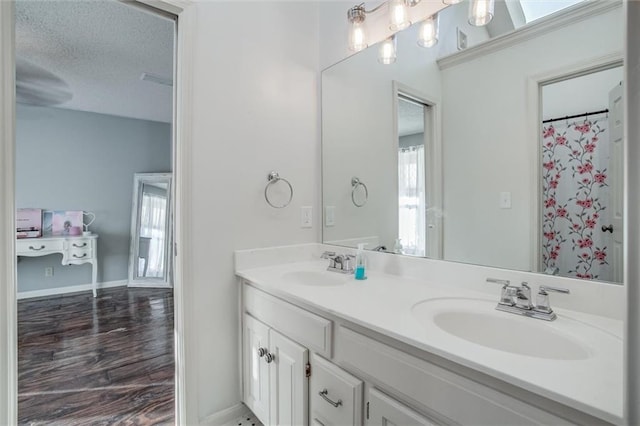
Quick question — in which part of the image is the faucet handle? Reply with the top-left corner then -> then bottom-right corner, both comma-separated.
536,285 -> 570,314
321,251 -> 336,259
486,277 -> 510,287
539,285 -> 570,295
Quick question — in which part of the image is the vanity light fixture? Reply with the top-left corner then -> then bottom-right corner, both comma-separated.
468,0 -> 495,26
442,0 -> 463,4
389,0 -> 411,30
348,4 -> 368,51
378,35 -> 397,64
417,14 -> 439,47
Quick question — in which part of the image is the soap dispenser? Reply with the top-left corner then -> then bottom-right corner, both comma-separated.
393,238 -> 403,254
354,243 -> 367,280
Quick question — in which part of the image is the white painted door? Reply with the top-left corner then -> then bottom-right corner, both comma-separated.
608,83 -> 624,282
367,388 -> 436,426
243,314 -> 271,425
269,329 -> 309,426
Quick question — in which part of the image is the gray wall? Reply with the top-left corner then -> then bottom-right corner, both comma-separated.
399,133 -> 424,149
16,105 -> 171,293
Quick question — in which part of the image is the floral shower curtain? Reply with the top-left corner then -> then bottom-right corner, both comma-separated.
398,145 -> 426,256
541,113 -> 611,281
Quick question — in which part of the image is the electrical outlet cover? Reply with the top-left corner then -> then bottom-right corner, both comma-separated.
457,27 -> 468,51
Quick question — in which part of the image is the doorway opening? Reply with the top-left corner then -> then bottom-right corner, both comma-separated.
394,82 -> 442,259
14,0 -> 178,423
538,63 -> 624,283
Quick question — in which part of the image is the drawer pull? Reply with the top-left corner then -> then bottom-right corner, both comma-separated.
264,353 -> 275,364
72,242 -> 87,248
73,253 -> 87,258
257,347 -> 268,357
29,245 -> 45,251
319,389 -> 342,408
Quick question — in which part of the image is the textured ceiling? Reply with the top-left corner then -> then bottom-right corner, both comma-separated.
16,0 -> 175,123
398,98 -> 424,137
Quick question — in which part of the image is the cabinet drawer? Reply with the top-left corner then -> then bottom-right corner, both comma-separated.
69,247 -> 92,260
16,239 -> 63,254
68,239 -> 91,250
244,283 -> 333,357
310,354 -> 363,426
336,326 -> 575,426
368,387 -> 436,426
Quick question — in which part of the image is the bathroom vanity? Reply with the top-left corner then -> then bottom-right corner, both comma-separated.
236,245 -> 623,426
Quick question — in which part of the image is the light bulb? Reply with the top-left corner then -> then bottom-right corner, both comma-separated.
417,15 -> 439,48
378,36 -> 397,65
468,0 -> 495,26
389,0 -> 410,31
348,20 -> 367,51
347,5 -> 367,52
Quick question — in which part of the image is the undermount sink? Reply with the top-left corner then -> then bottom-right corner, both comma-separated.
412,298 -> 592,360
282,270 -> 350,286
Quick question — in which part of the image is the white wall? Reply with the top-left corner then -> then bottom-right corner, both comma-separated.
542,66 -> 623,120
185,2 -> 320,421
15,105 -> 171,293
440,6 -> 622,271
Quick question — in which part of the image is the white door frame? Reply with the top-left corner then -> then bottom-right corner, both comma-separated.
0,0 -> 195,424
526,52 -> 623,274
392,81 -> 443,259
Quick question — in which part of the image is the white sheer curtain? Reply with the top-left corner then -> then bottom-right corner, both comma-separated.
398,145 -> 426,256
139,192 -> 168,278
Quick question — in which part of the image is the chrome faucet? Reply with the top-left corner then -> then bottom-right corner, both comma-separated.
486,278 -> 569,321
322,251 -> 355,274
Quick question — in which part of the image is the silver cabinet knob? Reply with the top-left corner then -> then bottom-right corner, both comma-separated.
257,347 -> 268,357
265,353 -> 275,363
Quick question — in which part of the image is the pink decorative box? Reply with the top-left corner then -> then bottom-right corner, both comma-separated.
16,208 -> 42,238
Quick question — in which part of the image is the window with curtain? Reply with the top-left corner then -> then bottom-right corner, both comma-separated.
139,190 -> 168,278
398,145 -> 426,256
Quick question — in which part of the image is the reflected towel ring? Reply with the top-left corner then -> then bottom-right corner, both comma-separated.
351,176 -> 368,207
265,171 -> 293,208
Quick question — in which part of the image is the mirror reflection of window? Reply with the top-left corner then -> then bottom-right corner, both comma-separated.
137,183 -> 168,278
398,97 -> 427,256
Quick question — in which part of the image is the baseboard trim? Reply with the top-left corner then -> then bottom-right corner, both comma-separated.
17,279 -> 128,300
200,403 -> 250,426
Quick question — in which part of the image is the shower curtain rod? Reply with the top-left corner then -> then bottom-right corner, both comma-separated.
542,108 -> 609,124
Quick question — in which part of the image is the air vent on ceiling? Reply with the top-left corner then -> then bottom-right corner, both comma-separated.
140,72 -> 173,87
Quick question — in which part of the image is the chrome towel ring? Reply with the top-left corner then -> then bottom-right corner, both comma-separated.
351,176 -> 368,207
265,171 -> 293,208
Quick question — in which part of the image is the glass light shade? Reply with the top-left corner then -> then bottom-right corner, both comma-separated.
389,0 -> 410,31
348,20 -> 367,52
442,0 -> 463,4
417,15 -> 439,48
378,36 -> 397,65
468,0 -> 495,26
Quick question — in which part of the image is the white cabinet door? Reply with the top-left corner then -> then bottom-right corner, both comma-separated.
270,329 -> 309,426
244,314 -> 271,425
367,388 -> 436,426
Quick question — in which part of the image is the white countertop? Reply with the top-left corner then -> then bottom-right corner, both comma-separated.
237,260 -> 623,424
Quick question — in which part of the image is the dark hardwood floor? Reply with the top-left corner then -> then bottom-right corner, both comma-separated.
18,287 -> 175,425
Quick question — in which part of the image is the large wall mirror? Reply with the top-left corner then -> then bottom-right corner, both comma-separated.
128,172 -> 173,287
321,0 -> 624,283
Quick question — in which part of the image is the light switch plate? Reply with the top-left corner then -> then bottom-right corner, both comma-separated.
301,206 -> 312,228
500,192 -> 512,209
325,206 -> 335,227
